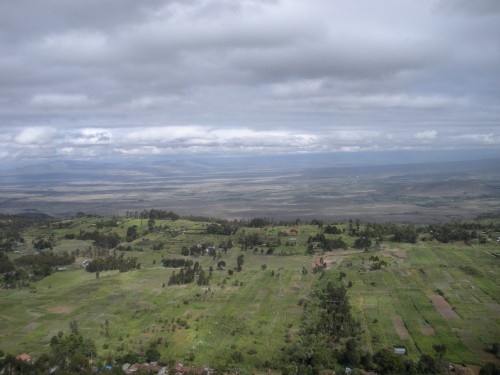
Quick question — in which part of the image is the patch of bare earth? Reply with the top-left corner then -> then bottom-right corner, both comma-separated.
48,305 -> 74,314
429,295 -> 459,319
391,315 -> 411,340
390,250 -> 408,259
21,322 -> 40,334
421,325 -> 435,336
312,251 -> 357,267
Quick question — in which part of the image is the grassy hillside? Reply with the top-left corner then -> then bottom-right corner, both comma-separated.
0,214 -> 499,373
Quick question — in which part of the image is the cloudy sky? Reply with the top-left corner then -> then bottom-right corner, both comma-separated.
1,0 -> 499,163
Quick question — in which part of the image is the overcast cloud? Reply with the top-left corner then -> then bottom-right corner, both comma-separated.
0,0 -> 499,162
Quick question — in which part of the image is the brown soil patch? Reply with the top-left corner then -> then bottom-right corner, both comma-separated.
21,322 -> 40,334
312,251 -> 357,267
48,305 -> 74,314
429,295 -> 459,319
391,315 -> 411,340
390,250 -> 408,259
421,325 -> 435,336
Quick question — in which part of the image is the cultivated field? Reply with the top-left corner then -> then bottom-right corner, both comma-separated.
0,216 -> 499,373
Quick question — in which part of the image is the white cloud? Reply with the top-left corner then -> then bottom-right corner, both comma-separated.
14,127 -> 56,145
70,128 -> 112,145
331,130 -> 380,142
414,130 -> 438,140
127,96 -> 180,110
271,80 -> 325,98
2,123 -> 500,162
454,133 -> 499,145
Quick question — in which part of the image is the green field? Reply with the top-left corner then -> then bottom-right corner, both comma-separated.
0,216 -> 499,373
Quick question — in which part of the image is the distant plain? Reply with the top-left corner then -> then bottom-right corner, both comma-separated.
1,153 -> 499,222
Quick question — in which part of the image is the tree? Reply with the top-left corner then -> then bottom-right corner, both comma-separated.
148,218 -> 155,231
306,244 -> 315,255
480,362 -> 500,375
70,320 -> 79,334
374,348 -> 404,375
417,354 -> 439,374
354,236 -> 372,249
341,339 -> 360,366
197,269 -> 209,286
68,353 -> 91,374
126,226 -> 138,242
236,254 -> 245,271
432,343 -> 446,361
146,347 -> 161,362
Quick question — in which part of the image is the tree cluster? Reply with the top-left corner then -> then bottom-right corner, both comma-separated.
77,230 -> 121,249
162,258 -> 193,268
307,233 -> 348,251
85,253 -> 139,273
428,223 -> 474,243
238,233 -> 263,250
14,251 -> 74,278
167,261 -> 210,286
281,282 -> 359,374
139,209 -> 180,221
205,222 -> 237,235
0,252 -> 15,273
391,225 -> 418,243
323,225 -> 342,234
32,236 -> 56,250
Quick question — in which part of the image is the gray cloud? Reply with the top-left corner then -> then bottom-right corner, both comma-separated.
0,0 -> 499,162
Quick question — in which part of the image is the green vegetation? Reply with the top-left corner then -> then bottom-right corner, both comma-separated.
0,212 -> 499,374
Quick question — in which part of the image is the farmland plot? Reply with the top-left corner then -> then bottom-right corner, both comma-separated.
344,242 -> 500,365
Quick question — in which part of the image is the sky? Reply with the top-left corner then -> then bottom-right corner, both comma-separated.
1,0 -> 499,163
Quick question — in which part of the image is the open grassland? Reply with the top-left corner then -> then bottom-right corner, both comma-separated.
1,216 -> 499,372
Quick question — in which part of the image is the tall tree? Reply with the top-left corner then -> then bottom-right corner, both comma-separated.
236,254 -> 245,271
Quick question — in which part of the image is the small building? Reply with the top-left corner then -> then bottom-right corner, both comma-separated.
394,347 -> 406,355
449,364 -> 471,374
16,353 -> 32,363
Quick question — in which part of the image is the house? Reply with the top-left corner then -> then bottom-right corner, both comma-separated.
123,362 -> 213,375
124,363 -> 161,374
16,353 -> 32,363
449,364 -> 471,374
394,347 -> 406,355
